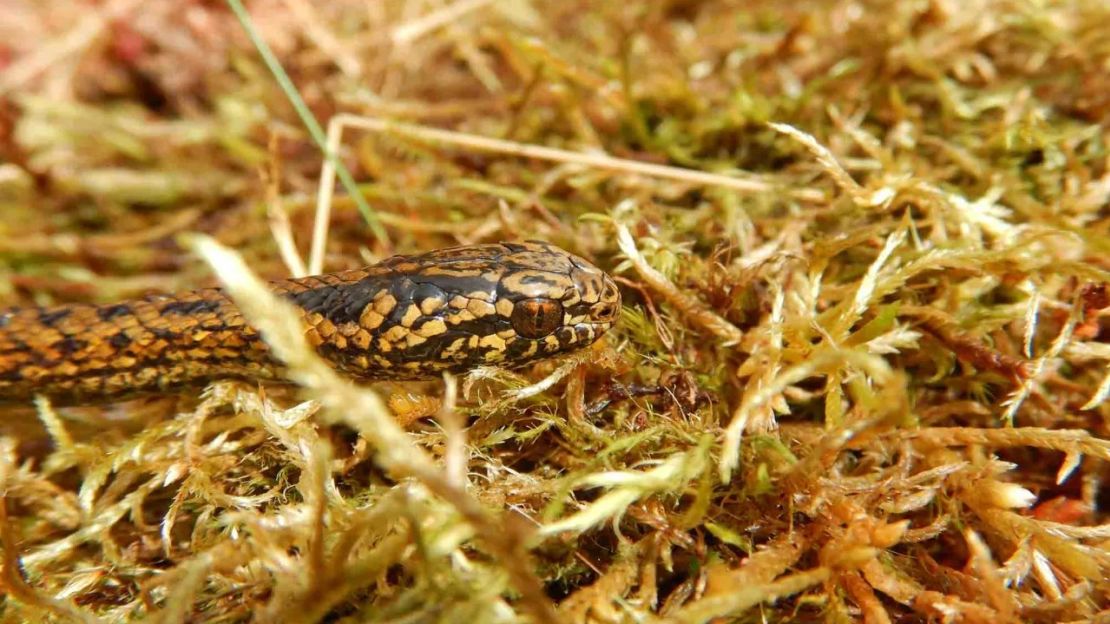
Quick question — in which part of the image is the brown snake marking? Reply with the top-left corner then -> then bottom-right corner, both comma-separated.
0,241 -> 621,405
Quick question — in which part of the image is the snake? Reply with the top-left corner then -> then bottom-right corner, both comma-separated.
0,241 -> 621,405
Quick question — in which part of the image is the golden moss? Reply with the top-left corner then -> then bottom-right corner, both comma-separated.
0,0 -> 1108,622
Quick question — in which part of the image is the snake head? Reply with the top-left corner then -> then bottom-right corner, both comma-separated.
301,241 -> 621,379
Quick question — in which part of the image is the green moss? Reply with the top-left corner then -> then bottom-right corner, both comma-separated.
0,0 -> 1108,622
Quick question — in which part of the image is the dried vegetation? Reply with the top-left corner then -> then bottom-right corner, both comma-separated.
0,0 -> 1109,622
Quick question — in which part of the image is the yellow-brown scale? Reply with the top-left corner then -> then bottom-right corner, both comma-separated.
0,289 -> 280,405
0,241 -> 621,406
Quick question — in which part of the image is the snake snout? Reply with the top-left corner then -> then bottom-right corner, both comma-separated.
589,276 -> 622,324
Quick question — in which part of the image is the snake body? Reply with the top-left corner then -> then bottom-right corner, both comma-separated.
0,241 -> 621,405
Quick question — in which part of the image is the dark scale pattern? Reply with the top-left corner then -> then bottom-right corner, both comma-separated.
159,298 -> 223,316
289,275 -> 389,325
0,241 -> 621,405
97,304 -> 133,321
38,308 -> 72,326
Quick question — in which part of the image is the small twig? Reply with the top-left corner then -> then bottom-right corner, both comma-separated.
898,427 -> 1110,461
585,382 -> 666,416
917,319 -> 1029,382
392,0 -> 496,45
325,113 -> 825,201
616,223 -> 744,347
516,356 -> 588,408
262,138 -> 308,277
769,121 -> 890,208
438,373 -> 467,489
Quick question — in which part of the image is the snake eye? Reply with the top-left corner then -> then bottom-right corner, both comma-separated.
511,298 -> 563,338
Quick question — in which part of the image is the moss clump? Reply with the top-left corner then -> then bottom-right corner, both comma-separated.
1,1 -> 1108,622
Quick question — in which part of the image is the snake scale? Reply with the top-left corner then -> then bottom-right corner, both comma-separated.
0,241 -> 621,405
